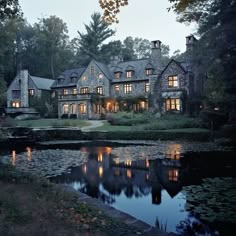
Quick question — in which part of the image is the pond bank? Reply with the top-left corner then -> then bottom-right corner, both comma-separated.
0,165 -> 173,236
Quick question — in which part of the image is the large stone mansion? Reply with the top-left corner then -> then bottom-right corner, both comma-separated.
7,35 -> 203,119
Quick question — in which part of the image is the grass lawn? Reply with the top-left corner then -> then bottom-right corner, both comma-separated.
15,118 -> 90,128
94,121 -> 133,131
0,165 -> 143,236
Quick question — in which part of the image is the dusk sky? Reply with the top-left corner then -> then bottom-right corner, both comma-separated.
19,0 -> 196,54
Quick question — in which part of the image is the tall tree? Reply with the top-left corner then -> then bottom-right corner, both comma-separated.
75,12 -> 115,64
170,0 -> 236,114
34,16 -> 71,78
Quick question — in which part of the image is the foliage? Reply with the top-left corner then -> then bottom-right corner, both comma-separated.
75,12 -> 115,65
0,117 -> 16,127
99,0 -> 128,24
0,0 -> 21,19
170,0 -> 236,116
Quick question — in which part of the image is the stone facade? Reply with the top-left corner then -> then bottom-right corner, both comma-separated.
7,70 -> 54,115
51,35 -> 202,119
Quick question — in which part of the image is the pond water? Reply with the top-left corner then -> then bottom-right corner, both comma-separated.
0,141 -> 235,235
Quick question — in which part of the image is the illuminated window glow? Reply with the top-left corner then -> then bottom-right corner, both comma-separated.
166,98 -> 180,111
124,84 -> 132,94
63,104 -> 69,114
79,103 -> 86,114
145,83 -> 150,93
80,87 -> 89,94
126,71 -> 132,78
168,169 -> 179,182
29,89 -> 35,96
168,75 -> 178,88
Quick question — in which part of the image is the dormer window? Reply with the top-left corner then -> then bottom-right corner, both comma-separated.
168,75 -> 178,88
57,75 -> 65,84
114,72 -> 121,79
70,72 -> 77,83
90,66 -> 94,75
146,69 -> 152,76
126,71 -> 133,78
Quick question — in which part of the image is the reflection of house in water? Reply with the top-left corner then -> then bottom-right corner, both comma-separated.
51,144 -> 186,205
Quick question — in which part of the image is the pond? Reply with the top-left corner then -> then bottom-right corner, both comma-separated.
0,141 -> 235,235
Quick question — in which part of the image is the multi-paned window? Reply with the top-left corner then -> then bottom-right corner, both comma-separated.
80,87 -> 89,94
72,88 -> 78,95
165,98 -> 180,111
114,72 -> 121,79
96,86 -> 103,95
126,71 -> 132,78
145,83 -> 150,93
12,101 -> 20,108
79,103 -> 86,114
63,89 -> 68,95
168,75 -> 178,88
114,85 -> 119,94
90,66 -> 94,75
145,69 -> 152,76
29,89 -> 35,96
124,84 -> 132,94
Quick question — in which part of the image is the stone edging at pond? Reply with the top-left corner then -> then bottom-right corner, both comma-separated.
0,127 -> 211,148
32,128 -> 210,142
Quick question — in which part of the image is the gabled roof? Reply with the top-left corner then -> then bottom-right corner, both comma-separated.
51,67 -> 86,88
93,60 -> 113,80
30,76 -> 54,90
110,58 -> 152,81
160,59 -> 187,76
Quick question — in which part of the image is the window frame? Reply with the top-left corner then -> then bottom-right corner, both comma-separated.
168,75 -> 178,88
80,87 -> 89,94
165,98 -> 180,111
79,103 -> 86,114
145,69 -> 152,76
124,84 -> 132,94
126,71 -> 133,78
96,86 -> 103,95
145,82 -> 150,93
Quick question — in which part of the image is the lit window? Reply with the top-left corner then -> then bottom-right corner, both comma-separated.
63,104 -> 69,114
29,89 -> 35,96
96,86 -> 103,95
146,69 -> 152,76
126,71 -> 132,78
145,83 -> 150,93
80,87 -> 89,94
114,72 -> 121,79
90,66 -> 94,75
98,73 -> 103,79
140,101 -> 146,109
72,88 -> 77,95
82,75 -> 87,81
166,98 -> 180,111
124,84 -> 132,94
168,75 -> 178,88
168,169 -> 179,182
79,103 -> 86,114
12,101 -> 20,108
114,85 -> 119,94
63,89 -> 68,95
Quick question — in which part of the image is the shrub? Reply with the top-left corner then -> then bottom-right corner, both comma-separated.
61,114 -> 68,119
69,114 -> 77,119
0,117 -> 16,127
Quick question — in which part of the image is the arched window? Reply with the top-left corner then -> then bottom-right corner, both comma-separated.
63,104 -> 69,114
79,103 -> 86,114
